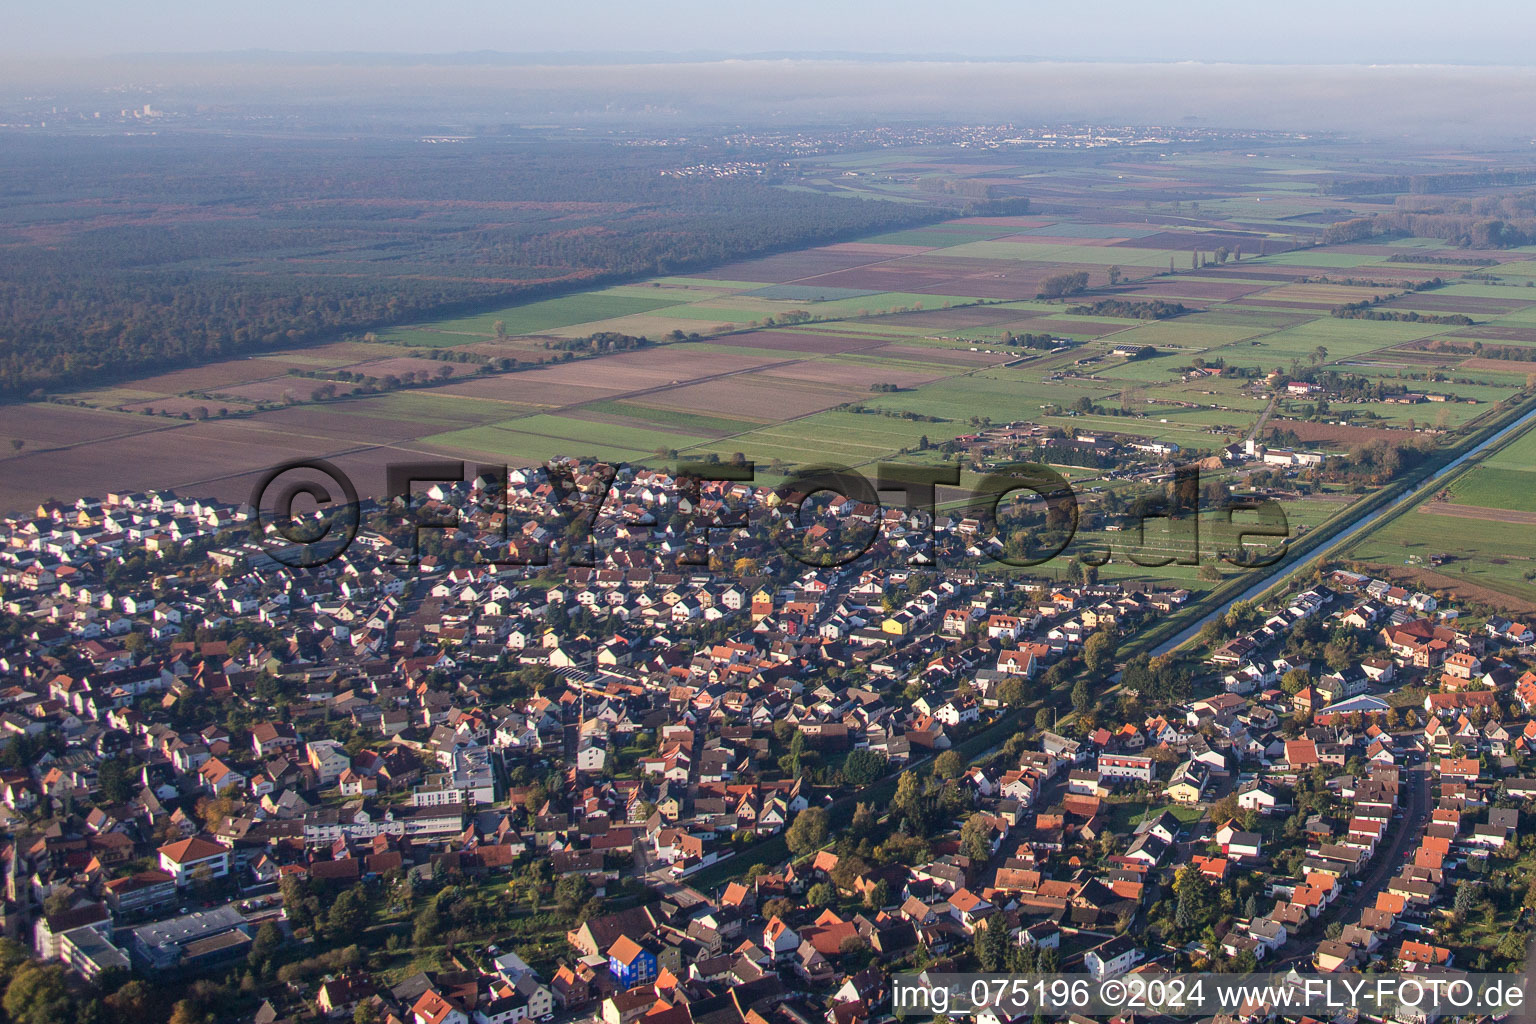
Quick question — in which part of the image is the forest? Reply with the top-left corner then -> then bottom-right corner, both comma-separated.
1063,299 -> 1190,320
1319,167 -> 1536,196
1322,190 -> 1536,248
0,136 -> 947,395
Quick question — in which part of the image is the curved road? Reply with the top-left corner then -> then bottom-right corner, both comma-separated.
1147,401 -> 1536,660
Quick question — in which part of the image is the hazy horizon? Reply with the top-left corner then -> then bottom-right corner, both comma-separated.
7,1 -> 1536,143
10,0 -> 1536,65
6,57 -> 1536,143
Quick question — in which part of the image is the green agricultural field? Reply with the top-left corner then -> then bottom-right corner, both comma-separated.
1483,306 -> 1536,326
1254,251 -> 1390,269
795,321 -> 931,337
1192,309 -> 1309,329
1375,237 -> 1466,251
1435,366 -> 1534,386
1092,353 -> 1203,383
373,327 -> 488,348
861,226 -> 1017,247
827,351 -> 965,374
417,425 -> 656,467
600,285 -> 709,300
1039,410 -> 1239,445
1141,381 -> 1271,410
803,292 -> 986,315
1107,318 -> 1272,349
420,413 -> 703,466
1016,223 -> 1156,240
990,301 -> 1069,315
1482,426 -> 1536,470
687,410 -> 945,468
1348,505 -> 1536,602
681,291 -> 984,320
328,390 -> 524,430
1435,282 -> 1536,301
408,292 -> 687,338
857,373 -> 1113,423
1412,383 -> 1518,405
579,401 -> 767,436
483,413 -> 708,451
1351,400 -> 1496,430
70,387 -> 167,408
654,277 -> 769,291
656,307 -> 765,323
1448,467 -> 1536,513
938,240 -> 1192,267
1204,318 -> 1453,364
680,342 -> 814,360
1144,404 -> 1263,430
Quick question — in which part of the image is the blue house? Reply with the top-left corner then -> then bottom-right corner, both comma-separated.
607,935 -> 657,988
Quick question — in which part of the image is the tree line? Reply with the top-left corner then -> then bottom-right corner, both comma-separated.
1322,190 -> 1536,249
1064,299 -> 1190,320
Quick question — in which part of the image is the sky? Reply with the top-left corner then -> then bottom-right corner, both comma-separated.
10,0 -> 1536,65
8,1 -> 1536,141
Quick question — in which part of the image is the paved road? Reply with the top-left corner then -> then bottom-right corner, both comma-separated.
1268,765 -> 1430,969
1522,920 -> 1536,1024
1338,766 -> 1430,918
1244,393 -> 1279,447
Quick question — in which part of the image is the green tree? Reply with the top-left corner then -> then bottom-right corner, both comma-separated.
1071,679 -> 1093,714
247,922 -> 282,974
1281,668 -> 1312,696
1083,631 -> 1117,675
893,771 -> 924,827
960,814 -> 993,862
0,940 -> 27,997
933,750 -> 965,780
786,807 -> 829,857
997,677 -> 1026,707
326,886 -> 369,939
279,873 -> 319,932
97,756 -> 134,805
1454,880 -> 1478,920
1496,928 -> 1529,963
103,980 -> 150,1024
168,1000 -> 206,1024
1173,866 -> 1214,935
412,903 -> 441,948
975,918 -> 1011,971
555,875 -> 595,914
841,749 -> 887,786
41,891 -> 74,919
4,963 -> 74,1024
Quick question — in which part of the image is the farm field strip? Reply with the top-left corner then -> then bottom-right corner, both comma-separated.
12,197 -> 1536,519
